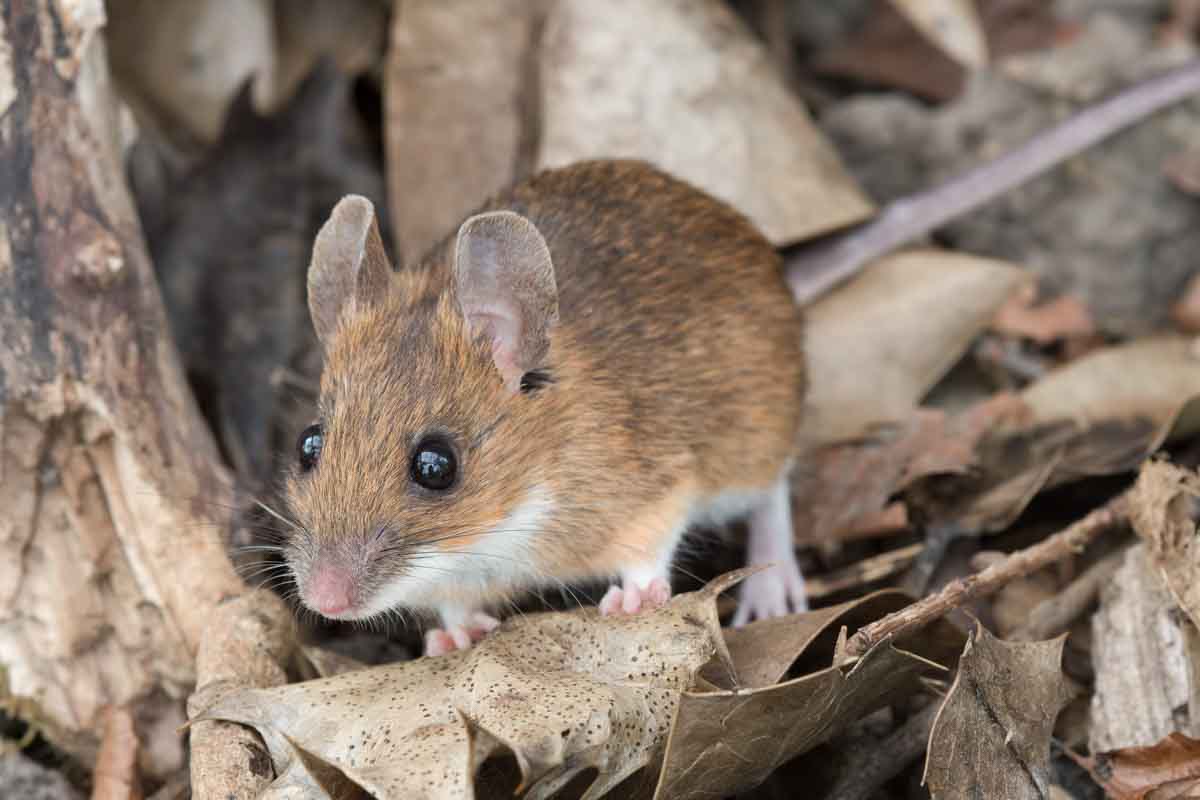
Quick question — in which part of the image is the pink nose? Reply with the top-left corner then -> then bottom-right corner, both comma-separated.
306,566 -> 357,616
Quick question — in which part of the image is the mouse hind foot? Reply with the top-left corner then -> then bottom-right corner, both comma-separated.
732,474 -> 809,626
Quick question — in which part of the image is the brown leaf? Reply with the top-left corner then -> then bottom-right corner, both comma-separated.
194,572 -> 745,799
814,0 -> 1057,102
991,285 -> 1097,344
803,249 -> 1030,444
107,0 -> 275,146
653,638 -> 945,800
1129,460 -> 1200,630
888,0 -> 988,68
924,624 -> 1073,799
713,590 -> 915,689
1080,734 -> 1200,800
1171,274 -> 1200,333
907,339 -> 1200,536
386,0 -> 873,262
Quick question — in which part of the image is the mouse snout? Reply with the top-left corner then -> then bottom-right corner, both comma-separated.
305,563 -> 359,617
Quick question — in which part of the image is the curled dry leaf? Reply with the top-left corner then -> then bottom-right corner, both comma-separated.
888,0 -> 989,68
653,637 -> 943,800
907,338 -> 1200,536
793,394 -> 1030,552
1129,460 -> 1200,628
1076,733 -> 1200,800
107,0 -> 275,146
990,284 -> 1097,345
386,0 -> 872,262
1090,545 -> 1200,752
194,572 -> 744,799
924,624 -> 1073,800
1171,274 -> 1200,333
803,248 -> 1029,444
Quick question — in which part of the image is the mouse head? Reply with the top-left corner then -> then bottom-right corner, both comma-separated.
284,196 -> 562,621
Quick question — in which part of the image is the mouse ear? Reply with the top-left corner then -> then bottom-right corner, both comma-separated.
454,211 -> 559,392
308,195 -> 392,348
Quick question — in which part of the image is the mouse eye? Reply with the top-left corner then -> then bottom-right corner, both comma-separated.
411,439 -> 457,491
297,424 -> 324,472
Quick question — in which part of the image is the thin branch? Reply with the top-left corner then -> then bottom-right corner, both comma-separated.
1011,546 -> 1128,641
787,59 -> 1200,304
845,493 -> 1128,658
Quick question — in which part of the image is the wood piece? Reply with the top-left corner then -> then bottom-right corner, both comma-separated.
0,0 -> 243,777
843,494 -> 1127,659
1090,544 -> 1200,751
187,590 -> 294,800
1011,548 -> 1127,641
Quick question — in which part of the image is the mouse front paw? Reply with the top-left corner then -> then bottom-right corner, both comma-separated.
598,577 -> 672,616
731,559 -> 808,627
423,612 -> 501,657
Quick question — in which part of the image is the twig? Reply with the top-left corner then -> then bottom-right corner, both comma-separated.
827,702 -> 940,800
786,59 -> 1200,304
1011,547 -> 1128,641
845,493 -> 1128,658
806,542 -> 924,600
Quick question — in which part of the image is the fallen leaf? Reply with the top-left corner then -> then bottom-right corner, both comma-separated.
1078,733 -> 1200,800
794,394 -> 1030,552
888,0 -> 989,68
1171,274 -> 1200,333
907,339 -> 1200,537
1089,545 -> 1200,752
924,624 -> 1073,799
385,0 -> 536,265
272,0 -> 387,103
713,590 -> 915,689
653,638 -> 944,800
803,248 -> 1030,444
991,285 -> 1097,344
107,0 -> 275,147
815,0 -> 1057,102
386,0 -> 874,263
195,572 -> 744,799
539,0 -> 873,247
1128,460 -> 1200,630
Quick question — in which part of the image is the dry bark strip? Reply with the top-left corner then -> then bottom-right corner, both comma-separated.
0,0 -> 243,777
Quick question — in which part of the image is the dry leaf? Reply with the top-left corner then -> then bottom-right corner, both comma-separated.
991,285 -> 1097,344
385,0 -> 537,265
907,339 -> 1200,536
1129,461 -> 1200,630
715,590 -> 915,689
924,624 -> 1073,799
195,572 -> 745,799
1090,545 -> 1200,752
888,0 -> 989,68
815,0 -> 1055,102
793,394 -> 1030,551
107,0 -> 276,146
1171,275 -> 1200,333
653,638 -> 944,800
539,0 -> 872,247
386,0 -> 873,262
1079,733 -> 1200,800
803,248 -> 1030,444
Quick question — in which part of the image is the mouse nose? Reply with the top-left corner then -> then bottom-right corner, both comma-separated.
307,565 -> 357,617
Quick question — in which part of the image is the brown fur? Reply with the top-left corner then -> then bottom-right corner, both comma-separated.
285,160 -> 805,612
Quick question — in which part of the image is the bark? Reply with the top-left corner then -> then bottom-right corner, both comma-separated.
0,0 -> 243,777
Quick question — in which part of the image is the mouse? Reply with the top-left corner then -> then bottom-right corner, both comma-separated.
283,159 -> 808,656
